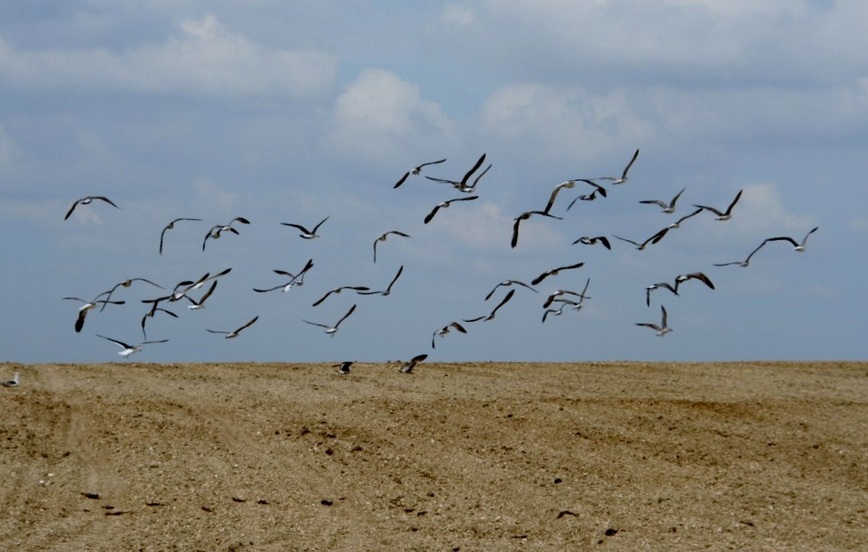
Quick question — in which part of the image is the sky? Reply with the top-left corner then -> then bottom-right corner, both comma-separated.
1,0 -> 866,364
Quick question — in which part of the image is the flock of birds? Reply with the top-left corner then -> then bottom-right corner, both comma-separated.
38,148 -> 820,377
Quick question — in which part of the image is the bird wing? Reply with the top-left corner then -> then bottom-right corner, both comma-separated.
235,316 -> 259,334
335,304 -> 357,328
64,199 -> 82,220
393,171 -> 410,188
460,153 -> 487,186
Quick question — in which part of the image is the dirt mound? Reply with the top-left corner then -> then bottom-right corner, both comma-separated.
1,361 -> 865,551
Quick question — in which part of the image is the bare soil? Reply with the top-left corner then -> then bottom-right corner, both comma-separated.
1,361 -> 866,551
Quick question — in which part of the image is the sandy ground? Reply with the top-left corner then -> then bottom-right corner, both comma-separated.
0,361 -> 865,551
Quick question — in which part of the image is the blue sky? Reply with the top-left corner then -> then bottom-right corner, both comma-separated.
1,1 -> 865,363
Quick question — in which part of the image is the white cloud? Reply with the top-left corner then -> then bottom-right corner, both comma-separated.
441,4 -> 476,25
0,15 -> 337,98
329,68 -> 451,156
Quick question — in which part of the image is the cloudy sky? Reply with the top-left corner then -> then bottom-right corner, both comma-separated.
1,1 -> 865,364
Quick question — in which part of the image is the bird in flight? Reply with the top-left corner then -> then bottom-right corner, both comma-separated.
159,217 -> 202,255
639,187 -> 686,214
595,149 -> 639,185
511,210 -> 562,248
572,235 -> 611,250
359,265 -> 403,297
101,277 -> 165,311
484,279 -> 537,301
565,180 -> 608,210
281,216 -> 329,239
713,241 -> 768,268
311,285 -> 371,307
202,217 -> 250,250
694,189 -> 743,221
760,226 -> 819,253
636,305 -> 672,336
432,321 -> 467,349
399,353 -> 429,374
423,196 -> 479,224
206,316 -> 259,339
424,153 -> 490,193
184,280 -> 218,310
97,334 -> 169,357
373,230 -> 411,263
62,294 -> 123,333
463,289 -> 516,323
304,304 -> 357,337
393,159 -> 447,188
645,282 -> 679,307
612,228 -> 669,251
64,195 -> 119,220
531,262 -> 585,286
335,361 -> 353,375
254,259 -> 314,293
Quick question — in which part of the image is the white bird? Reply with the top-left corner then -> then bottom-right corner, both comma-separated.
636,305 -> 672,336
713,241 -> 768,267
184,280 -> 218,310
595,149 -> 639,185
694,189 -> 743,221
432,321 -> 467,349
303,304 -> 357,337
484,280 -> 537,301
543,279 -> 591,309
140,305 -> 177,340
101,277 -> 165,311
393,159 -> 447,188
760,226 -> 819,252
645,282 -> 679,307
97,334 -> 169,357
463,289 -> 516,323
206,316 -> 259,339
544,181 -> 595,214
64,195 -> 119,220
159,217 -> 202,255
254,259 -> 314,293
666,207 -> 703,229
171,268 -> 232,301
423,196 -> 479,224
639,187 -> 685,213
399,353 -> 429,374
311,285 -> 370,307
62,294 -> 124,333
674,272 -> 715,293
531,262 -> 584,286
358,265 -> 403,297
2,372 -> 19,387
565,180 -> 608,210
202,217 -> 250,250
612,228 -> 669,251
511,210 -> 563,248
572,236 -> 611,250
281,216 -> 329,239
425,153 -> 489,193
373,230 -> 411,263
335,361 -> 353,375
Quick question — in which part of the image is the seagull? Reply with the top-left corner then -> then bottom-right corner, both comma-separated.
373,230 -> 411,263
171,268 -> 232,301
674,272 -> 715,293
596,149 -> 639,185
694,189 -> 743,221
280,216 -> 329,239
565,180 -> 608,210
484,279 -> 537,301
713,241 -> 768,267
612,228 -> 669,251
97,334 -> 169,357
303,304 -> 357,337
311,286 -> 371,307
399,353 -> 429,374
358,265 -> 403,296
64,196 -> 119,220
140,305 -> 177,340
62,295 -> 124,333
543,181 -> 579,214
542,299 -> 585,323
531,262 -> 584,286
760,226 -> 819,253
645,282 -> 679,307
393,159 -> 447,188
206,316 -> 259,339
335,361 -> 353,375
432,321 -> 467,349
159,217 -> 202,255
572,236 -> 611,250
184,280 -> 218,309
425,153 -> 489,193
202,217 -> 250,250
543,285 -> 591,309
423,196 -> 479,224
2,372 -> 19,387
254,259 -> 314,293
101,277 -> 165,311
640,188 -> 685,213
511,210 -> 563,248
666,207 -> 703,230
463,289 -> 516,323
636,305 -> 672,336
